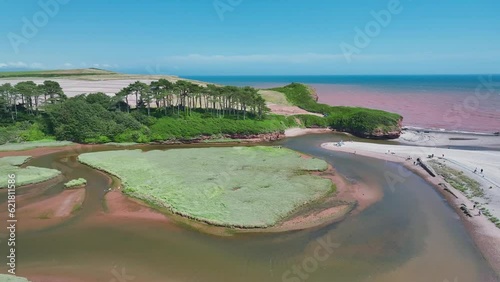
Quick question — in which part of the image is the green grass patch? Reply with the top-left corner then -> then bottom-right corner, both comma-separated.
0,140 -> 73,151
64,178 -> 87,188
71,203 -> 83,214
0,68 -> 115,78
258,89 -> 292,106
0,156 -> 61,188
429,161 -> 483,197
78,147 -> 332,228
0,274 -> 31,282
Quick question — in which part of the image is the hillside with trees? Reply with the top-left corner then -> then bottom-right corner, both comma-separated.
0,76 -> 402,144
271,83 -> 402,138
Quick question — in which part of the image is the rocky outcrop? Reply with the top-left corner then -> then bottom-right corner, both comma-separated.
355,117 -> 403,139
307,86 -> 319,102
225,132 -> 285,142
157,132 -> 286,144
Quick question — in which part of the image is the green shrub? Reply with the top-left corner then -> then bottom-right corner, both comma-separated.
64,178 -> 87,188
295,114 -> 328,128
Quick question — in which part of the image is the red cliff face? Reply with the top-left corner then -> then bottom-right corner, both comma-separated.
308,86 -> 320,102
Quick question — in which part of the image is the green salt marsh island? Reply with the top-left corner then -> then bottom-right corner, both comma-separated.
0,141 -> 74,152
78,146 -> 334,228
0,274 -> 31,282
64,178 -> 88,188
0,156 -> 61,188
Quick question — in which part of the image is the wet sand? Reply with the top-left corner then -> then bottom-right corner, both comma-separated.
270,162 -> 383,232
0,144 -> 94,158
100,190 -> 170,222
322,141 -> 500,275
395,129 -> 500,149
0,188 -> 85,232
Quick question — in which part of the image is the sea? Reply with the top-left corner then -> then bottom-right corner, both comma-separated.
181,75 -> 500,134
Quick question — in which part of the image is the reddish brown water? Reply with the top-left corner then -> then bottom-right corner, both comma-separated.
0,135 -> 498,281
314,84 -> 500,133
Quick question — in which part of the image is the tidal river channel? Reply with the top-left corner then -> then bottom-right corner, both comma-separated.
1,134 -> 497,282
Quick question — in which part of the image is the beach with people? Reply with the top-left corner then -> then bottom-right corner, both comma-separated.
322,131 -> 500,274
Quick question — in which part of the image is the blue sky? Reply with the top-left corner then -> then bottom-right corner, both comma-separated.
0,0 -> 499,75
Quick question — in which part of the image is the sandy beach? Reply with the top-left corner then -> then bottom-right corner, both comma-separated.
321,138 -> 500,274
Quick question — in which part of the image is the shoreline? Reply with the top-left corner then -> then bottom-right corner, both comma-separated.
321,141 -> 500,276
395,128 -> 500,150
402,125 -> 500,136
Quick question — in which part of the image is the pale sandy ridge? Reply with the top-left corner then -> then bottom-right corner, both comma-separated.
284,127 -> 332,137
0,77 -> 208,107
395,129 -> 500,149
321,141 -> 500,275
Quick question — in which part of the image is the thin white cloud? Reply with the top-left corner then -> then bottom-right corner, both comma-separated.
0,61 -> 42,69
164,53 -> 345,64
163,51 -> 500,67
7,61 -> 27,68
30,62 -> 44,69
63,63 -> 73,67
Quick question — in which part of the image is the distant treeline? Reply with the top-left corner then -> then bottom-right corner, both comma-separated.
0,80 -> 293,144
0,80 -> 402,144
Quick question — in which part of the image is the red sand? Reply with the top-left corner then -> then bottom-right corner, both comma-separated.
100,190 -> 169,222
0,188 -> 86,232
0,144 -> 94,158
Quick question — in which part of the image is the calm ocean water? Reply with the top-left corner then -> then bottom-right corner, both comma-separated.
183,75 -> 500,133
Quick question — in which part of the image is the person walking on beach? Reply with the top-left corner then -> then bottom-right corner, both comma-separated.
474,168 -> 477,173
481,169 -> 484,174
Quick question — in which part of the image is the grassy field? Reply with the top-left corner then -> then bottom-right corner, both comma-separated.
64,178 -> 87,188
0,141 -> 74,151
0,156 -> 61,188
78,146 -> 333,228
0,68 -> 195,83
0,68 -> 116,78
258,89 -> 292,106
